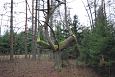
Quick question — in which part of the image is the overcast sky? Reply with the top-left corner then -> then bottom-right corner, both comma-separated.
67,0 -> 88,25
0,0 -> 93,35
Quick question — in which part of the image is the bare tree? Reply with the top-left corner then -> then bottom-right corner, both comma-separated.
36,0 -> 78,55
94,0 -> 97,27
49,0 -> 54,42
86,0 -> 93,28
38,0 -> 79,70
32,0 -> 38,60
31,0 -> 36,60
64,0 -> 72,35
94,0 -> 97,20
37,0 -> 41,60
24,0 -> 28,58
10,0 -> 14,60
34,0 -> 38,59
0,14 -> 3,37
81,0 -> 92,26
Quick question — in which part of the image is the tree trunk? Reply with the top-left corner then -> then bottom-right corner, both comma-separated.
31,0 -> 36,60
81,0 -> 92,26
32,0 -> 39,60
25,0 -> 28,59
10,0 -> 14,60
37,0 -> 41,60
34,0 -> 38,60
38,0 -> 79,70
50,0 -> 54,43
53,51 -> 62,71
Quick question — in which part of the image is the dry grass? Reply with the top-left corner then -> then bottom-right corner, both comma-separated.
0,55 -> 101,77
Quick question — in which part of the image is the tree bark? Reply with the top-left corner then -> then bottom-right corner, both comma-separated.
86,0 -> 93,28
81,0 -> 92,26
37,35 -> 76,51
94,0 -> 97,27
10,0 -> 14,60
37,0 -> 80,70
31,0 -> 36,60
64,0 -> 72,35
25,0 -> 28,59
37,0 -> 41,60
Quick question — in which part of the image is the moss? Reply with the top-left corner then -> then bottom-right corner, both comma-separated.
37,40 -> 51,49
59,41 -> 65,46
54,45 -> 58,49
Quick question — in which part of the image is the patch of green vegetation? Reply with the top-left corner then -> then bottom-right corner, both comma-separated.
37,40 -> 51,49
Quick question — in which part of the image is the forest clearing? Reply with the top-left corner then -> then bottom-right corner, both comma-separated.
0,0 -> 115,77
0,55 -> 100,77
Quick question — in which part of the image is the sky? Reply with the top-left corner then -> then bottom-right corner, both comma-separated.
0,0 -> 92,35
67,0 -> 88,25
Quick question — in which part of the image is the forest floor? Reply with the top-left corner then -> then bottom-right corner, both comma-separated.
0,55 -> 101,77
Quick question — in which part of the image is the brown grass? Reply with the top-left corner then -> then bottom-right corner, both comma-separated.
0,55 -> 101,77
